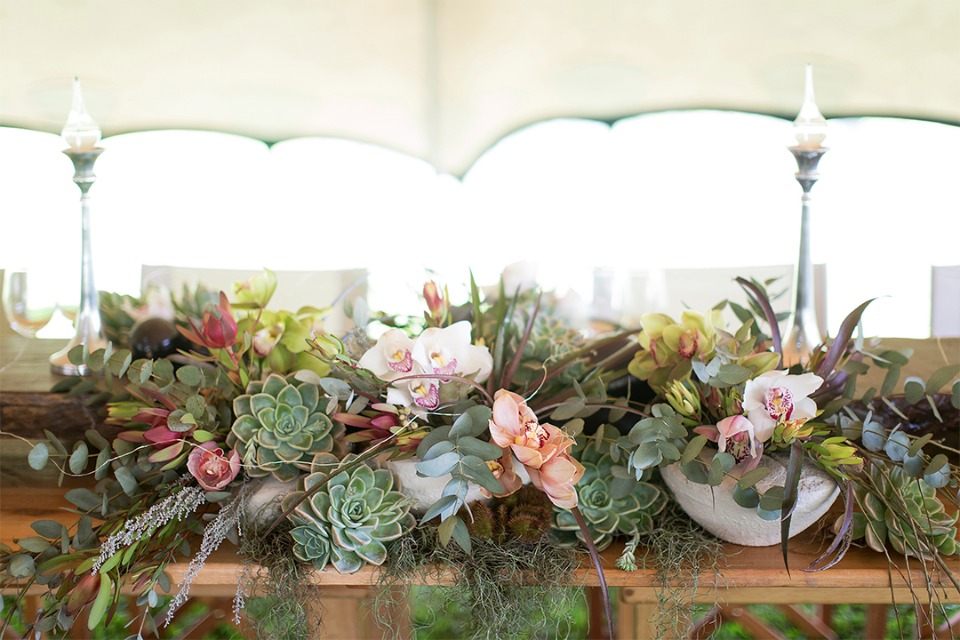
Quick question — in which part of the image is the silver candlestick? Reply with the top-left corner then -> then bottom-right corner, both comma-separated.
782,64 -> 829,367
783,146 -> 826,366
49,147 -> 108,375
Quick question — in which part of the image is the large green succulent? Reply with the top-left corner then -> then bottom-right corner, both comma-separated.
847,463 -> 957,560
229,373 -> 344,482
554,425 -> 667,550
282,454 -> 416,574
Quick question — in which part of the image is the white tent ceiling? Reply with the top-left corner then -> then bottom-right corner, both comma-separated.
1,0 -> 958,175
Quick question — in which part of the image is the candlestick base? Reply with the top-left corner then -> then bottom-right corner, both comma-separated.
52,146 -> 106,376
49,334 -> 109,376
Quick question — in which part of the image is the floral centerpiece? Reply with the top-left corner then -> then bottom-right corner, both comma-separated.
0,269 -> 656,638
622,278 -> 959,576
0,271 -> 957,639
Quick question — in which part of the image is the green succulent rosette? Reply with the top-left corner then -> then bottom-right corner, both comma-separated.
846,463 -> 958,560
282,453 -> 416,574
289,514 -> 333,569
229,373 -> 344,482
554,425 -> 667,550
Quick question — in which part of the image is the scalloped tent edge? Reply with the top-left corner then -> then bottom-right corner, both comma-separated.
2,0 -> 958,175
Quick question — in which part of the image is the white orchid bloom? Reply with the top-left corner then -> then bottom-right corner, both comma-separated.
358,329 -> 416,381
412,321 -> 493,383
360,321 -> 492,411
742,371 -> 823,442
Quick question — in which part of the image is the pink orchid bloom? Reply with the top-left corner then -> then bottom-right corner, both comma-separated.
488,390 -> 584,508
694,415 -> 763,471
187,442 -> 241,491
481,451 -> 523,499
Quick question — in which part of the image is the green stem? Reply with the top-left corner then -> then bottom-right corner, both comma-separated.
572,506 -> 614,640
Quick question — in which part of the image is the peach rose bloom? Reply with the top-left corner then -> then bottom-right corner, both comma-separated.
488,390 -> 584,508
187,442 -> 241,491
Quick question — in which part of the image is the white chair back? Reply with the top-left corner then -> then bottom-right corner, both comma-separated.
140,266 -> 366,335
619,264 -> 827,336
931,265 -> 960,338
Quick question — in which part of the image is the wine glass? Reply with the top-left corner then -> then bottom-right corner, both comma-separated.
2,268 -> 58,338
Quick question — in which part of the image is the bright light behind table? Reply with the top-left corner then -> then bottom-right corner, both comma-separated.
1,114 -> 957,339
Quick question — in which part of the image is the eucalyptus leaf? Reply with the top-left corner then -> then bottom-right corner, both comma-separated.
631,442 -> 663,471
166,408 -> 197,433
736,467 -> 772,489
137,359 -> 154,384
437,513 -> 459,548
732,484 -> 760,508
562,418 -> 585,438
449,516 -> 471,554
924,453 -> 948,476
706,456 -> 726,486
926,364 -> 960,395
415,451 -> 460,478
114,466 -> 139,496
906,433 -> 933,458
319,378 -> 353,401
84,429 -> 110,451
551,398 -> 586,421
51,377 -> 83,393
94,448 -> 111,481
756,505 -> 782,521
65,488 -> 102,512
421,494 -> 459,523
903,379 -> 925,405
85,348 -> 106,372
680,434 -> 708,464
174,364 -> 202,386
185,396 -> 208,421
8,554 -> 35,578
67,344 -> 85,366
883,431 -> 910,462
759,486 -> 785,512
715,364 -> 753,385
454,436 -> 502,461
449,404 -> 492,438
459,455 -> 505,495
16,536 -> 51,553
880,365 -> 901,397
679,460 -> 708,484
861,418 -> 887,452
420,440 -> 456,461
74,516 -> 97,550
31,520 -> 67,539
416,425 -> 451,460
28,442 -> 49,470
109,350 -> 134,379
69,442 -> 89,475
65,380 -> 97,399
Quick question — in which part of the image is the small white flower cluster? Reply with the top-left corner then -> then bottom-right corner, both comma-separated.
92,485 -> 206,575
166,490 -> 246,626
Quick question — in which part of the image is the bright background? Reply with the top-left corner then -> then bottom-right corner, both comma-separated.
1,111 -> 957,338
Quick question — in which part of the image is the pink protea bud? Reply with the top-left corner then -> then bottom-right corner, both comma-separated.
423,281 -> 447,327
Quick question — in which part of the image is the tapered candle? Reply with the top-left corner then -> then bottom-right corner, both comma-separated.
61,77 -> 101,150
793,64 -> 827,150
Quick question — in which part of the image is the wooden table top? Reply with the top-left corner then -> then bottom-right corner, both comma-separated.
2,334 -> 958,605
